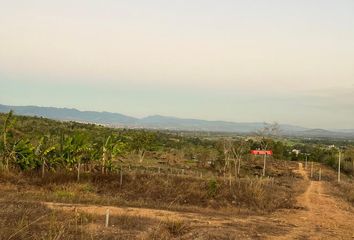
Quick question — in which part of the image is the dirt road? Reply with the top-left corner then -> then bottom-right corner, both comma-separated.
270,163 -> 354,240
45,163 -> 354,239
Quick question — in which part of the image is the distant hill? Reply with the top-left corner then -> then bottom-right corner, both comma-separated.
1,104 -> 353,138
138,115 -> 265,132
0,104 -> 137,125
291,129 -> 354,139
138,115 -> 307,133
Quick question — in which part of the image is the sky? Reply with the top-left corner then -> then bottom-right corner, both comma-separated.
1,0 -> 354,129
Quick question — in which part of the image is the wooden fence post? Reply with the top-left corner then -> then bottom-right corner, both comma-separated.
105,209 -> 110,227
262,154 -> 267,177
74,207 -> 78,233
120,167 -> 123,187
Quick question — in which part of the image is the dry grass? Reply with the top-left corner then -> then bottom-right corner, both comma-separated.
143,219 -> 190,240
0,199 -> 179,240
0,159 -> 307,240
0,200 -> 91,240
109,215 -> 155,231
0,167 -> 302,213
329,179 -> 354,205
163,220 -> 190,237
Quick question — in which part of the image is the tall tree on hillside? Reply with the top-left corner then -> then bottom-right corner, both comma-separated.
222,139 -> 232,175
231,139 -> 250,179
255,122 -> 280,176
129,131 -> 157,163
215,138 -> 234,178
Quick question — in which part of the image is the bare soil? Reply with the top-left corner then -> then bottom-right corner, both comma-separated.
269,163 -> 354,239
40,163 -> 354,239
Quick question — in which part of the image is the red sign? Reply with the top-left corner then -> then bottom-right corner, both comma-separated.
250,150 -> 273,155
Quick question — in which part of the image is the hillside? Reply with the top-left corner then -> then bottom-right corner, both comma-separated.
1,113 -> 354,239
0,104 -> 136,125
1,110 -> 354,239
1,104 -> 354,138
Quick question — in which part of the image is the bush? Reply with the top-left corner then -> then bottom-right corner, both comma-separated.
207,179 -> 218,197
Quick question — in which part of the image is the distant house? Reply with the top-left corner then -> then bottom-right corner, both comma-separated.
291,149 -> 301,156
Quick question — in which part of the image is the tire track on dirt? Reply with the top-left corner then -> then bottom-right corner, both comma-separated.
270,163 -> 354,240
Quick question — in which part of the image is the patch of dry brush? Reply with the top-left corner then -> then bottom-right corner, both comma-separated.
1,168 -> 301,213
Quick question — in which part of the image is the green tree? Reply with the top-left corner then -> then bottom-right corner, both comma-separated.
231,139 -> 250,179
129,131 -> 157,163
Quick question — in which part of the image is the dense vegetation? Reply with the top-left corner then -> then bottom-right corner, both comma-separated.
1,111 -> 353,178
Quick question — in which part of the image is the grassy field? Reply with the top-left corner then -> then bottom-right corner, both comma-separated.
0,158 -> 308,239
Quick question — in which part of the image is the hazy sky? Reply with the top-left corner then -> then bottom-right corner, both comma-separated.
1,0 -> 354,129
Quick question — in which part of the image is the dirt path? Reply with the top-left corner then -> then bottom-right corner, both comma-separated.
270,163 -> 354,239
44,201 -> 235,226
44,163 -> 354,239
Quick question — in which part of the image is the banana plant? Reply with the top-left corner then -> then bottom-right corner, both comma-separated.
1,112 -> 35,172
74,143 -> 92,181
35,136 -> 56,178
62,136 -> 76,169
101,135 -> 126,174
2,111 -> 15,171
12,139 -> 36,171
62,134 -> 92,181
101,136 -> 112,174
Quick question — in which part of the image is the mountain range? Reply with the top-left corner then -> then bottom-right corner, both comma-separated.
1,104 -> 353,138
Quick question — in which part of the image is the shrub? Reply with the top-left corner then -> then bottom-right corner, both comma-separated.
207,179 -> 218,197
